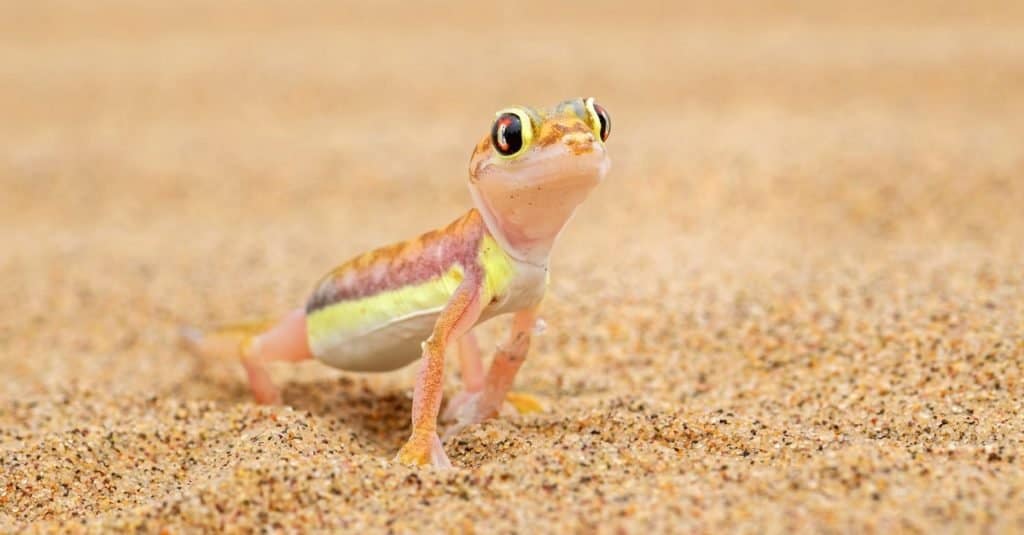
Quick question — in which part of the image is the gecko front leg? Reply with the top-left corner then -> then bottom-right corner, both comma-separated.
443,331 -> 486,421
395,274 -> 484,467
443,305 -> 541,440
444,325 -> 543,425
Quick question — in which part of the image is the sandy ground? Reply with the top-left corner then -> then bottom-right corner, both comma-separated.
2,1 -> 1023,532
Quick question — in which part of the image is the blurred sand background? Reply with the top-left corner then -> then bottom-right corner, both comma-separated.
2,0 -> 1023,532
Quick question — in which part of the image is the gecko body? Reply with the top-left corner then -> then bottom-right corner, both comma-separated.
304,211 -> 547,372
184,97 -> 611,467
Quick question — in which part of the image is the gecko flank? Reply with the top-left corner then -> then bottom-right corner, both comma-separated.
182,97 -> 612,467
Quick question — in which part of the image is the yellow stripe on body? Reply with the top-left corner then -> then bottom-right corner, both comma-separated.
307,235 -> 516,356
478,234 -> 515,305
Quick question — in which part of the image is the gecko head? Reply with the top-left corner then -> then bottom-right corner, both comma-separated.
467,97 -> 612,265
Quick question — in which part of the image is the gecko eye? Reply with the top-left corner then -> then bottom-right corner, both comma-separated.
594,103 -> 611,142
491,112 -> 525,157
584,97 -> 611,142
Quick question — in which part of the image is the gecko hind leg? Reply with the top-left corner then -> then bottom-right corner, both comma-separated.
180,308 -> 311,405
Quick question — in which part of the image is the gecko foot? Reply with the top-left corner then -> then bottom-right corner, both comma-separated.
442,391 -> 545,441
504,392 -> 545,414
444,390 -> 545,422
396,430 -> 452,468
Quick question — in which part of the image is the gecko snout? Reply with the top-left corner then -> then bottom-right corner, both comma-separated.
563,131 -> 597,155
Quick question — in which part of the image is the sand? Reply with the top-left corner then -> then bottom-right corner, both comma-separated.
2,1 -> 1023,532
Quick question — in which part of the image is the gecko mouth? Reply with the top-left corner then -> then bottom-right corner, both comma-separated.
480,140 -> 609,190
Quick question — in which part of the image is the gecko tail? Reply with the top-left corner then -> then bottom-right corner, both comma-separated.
178,320 -> 273,361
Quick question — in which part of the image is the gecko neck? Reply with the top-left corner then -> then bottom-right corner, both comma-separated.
468,189 -> 580,269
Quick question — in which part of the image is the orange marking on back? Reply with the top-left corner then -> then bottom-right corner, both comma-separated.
307,210 -> 491,313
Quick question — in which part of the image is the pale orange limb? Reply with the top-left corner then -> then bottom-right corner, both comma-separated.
443,327 -> 544,425
180,308 -> 311,405
457,331 -> 486,393
479,307 -> 539,414
443,306 -> 540,440
442,331 -> 485,422
395,277 -> 484,467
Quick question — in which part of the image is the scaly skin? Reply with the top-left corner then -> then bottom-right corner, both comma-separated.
181,97 -> 612,467
306,210 -> 491,316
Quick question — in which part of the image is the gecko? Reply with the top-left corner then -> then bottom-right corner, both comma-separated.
182,97 -> 612,467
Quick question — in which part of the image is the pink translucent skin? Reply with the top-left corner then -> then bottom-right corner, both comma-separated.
243,308 -> 311,404
468,128 -> 611,266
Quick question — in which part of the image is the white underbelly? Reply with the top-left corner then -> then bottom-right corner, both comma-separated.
313,310 -> 441,372
312,258 -> 547,373
312,307 -> 512,372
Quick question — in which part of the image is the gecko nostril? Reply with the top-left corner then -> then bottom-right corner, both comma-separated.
563,132 -> 596,154
564,132 -> 594,145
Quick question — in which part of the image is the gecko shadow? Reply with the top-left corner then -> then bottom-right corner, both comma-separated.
278,377 -> 413,456
281,376 -> 557,468
181,357 -> 544,465
179,346 -> 413,455
186,373 -> 709,471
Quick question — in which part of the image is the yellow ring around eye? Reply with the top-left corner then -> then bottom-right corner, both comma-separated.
583,97 -> 603,140
493,107 -> 533,159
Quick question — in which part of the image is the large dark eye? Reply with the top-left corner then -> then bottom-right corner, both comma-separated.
593,102 -> 611,142
491,113 -> 524,156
